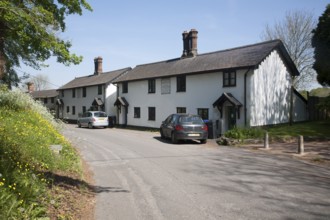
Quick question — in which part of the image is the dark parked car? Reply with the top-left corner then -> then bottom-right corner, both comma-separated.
160,114 -> 208,144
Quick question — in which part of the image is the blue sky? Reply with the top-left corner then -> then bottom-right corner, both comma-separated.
19,0 -> 329,89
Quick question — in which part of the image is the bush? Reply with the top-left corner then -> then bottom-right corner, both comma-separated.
0,87 -> 81,219
224,126 -> 265,141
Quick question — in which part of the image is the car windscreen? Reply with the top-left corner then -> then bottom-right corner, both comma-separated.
94,112 -> 107,117
179,116 -> 204,124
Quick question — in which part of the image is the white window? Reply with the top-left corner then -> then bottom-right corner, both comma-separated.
161,78 -> 171,94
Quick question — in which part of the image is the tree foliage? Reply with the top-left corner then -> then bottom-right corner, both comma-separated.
261,10 -> 316,90
312,4 -> 330,87
0,0 -> 92,87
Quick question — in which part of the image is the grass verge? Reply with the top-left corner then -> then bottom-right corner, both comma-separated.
265,120 -> 330,140
0,86 -> 94,219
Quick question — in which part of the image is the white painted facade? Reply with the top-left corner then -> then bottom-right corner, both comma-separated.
248,50 -> 307,126
116,49 -> 307,136
59,83 -> 117,120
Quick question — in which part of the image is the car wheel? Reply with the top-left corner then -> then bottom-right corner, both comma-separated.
200,139 -> 207,144
88,123 -> 93,129
171,133 -> 178,144
78,122 -> 81,128
160,129 -> 165,139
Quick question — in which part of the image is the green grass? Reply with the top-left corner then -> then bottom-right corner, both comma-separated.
222,121 -> 330,144
265,121 -> 330,138
0,86 -> 81,219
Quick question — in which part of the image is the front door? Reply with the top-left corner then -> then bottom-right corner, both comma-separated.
227,106 -> 236,130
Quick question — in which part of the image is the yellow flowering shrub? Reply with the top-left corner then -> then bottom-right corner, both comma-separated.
0,86 -> 81,219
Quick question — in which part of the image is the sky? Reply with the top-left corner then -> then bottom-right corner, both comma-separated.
18,0 -> 329,89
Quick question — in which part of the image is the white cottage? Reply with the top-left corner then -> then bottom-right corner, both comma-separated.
112,29 -> 307,137
57,57 -> 131,122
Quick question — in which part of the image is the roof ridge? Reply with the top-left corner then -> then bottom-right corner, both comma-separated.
32,89 -> 58,92
197,39 -> 282,57
72,67 -> 132,79
133,39 -> 282,68
102,67 -> 132,74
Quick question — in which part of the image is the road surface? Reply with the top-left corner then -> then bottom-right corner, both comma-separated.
63,124 -> 330,220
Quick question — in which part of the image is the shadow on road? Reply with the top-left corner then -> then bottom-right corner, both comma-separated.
153,136 -> 202,145
44,171 -> 130,194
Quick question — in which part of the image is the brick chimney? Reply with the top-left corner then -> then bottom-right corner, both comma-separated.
94,56 -> 103,75
188,29 -> 198,57
181,31 -> 189,58
27,82 -> 35,93
181,29 -> 198,58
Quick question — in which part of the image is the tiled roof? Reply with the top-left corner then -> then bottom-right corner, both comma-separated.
58,67 -> 132,90
113,40 -> 299,83
30,89 -> 58,98
213,93 -> 242,107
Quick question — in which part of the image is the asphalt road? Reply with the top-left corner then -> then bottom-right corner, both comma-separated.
62,124 -> 330,220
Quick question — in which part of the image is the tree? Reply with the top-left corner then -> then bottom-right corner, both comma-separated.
312,4 -> 330,87
30,73 -> 51,91
0,0 -> 92,88
261,10 -> 316,90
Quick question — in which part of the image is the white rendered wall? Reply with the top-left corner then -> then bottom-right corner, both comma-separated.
117,70 -> 247,135
248,50 -> 292,126
61,86 -> 105,120
105,83 -> 118,116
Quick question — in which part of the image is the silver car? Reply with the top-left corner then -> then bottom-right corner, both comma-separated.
160,114 -> 208,144
77,111 -> 108,129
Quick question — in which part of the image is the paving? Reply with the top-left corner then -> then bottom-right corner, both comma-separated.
63,125 -> 330,220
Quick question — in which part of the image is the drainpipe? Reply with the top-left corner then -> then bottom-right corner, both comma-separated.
103,84 -> 106,112
244,68 -> 251,127
114,83 -> 119,125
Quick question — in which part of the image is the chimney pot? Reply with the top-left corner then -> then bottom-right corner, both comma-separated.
188,29 -> 198,57
94,56 -> 103,75
27,82 -> 35,93
181,31 -> 189,58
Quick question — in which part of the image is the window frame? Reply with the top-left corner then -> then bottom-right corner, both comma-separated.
197,108 -> 209,120
134,107 -> 141,118
82,87 -> 87,97
148,107 -> 156,121
72,106 -> 76,115
148,79 -> 156,94
223,71 -> 236,87
161,77 -> 171,94
176,107 -> 186,113
122,82 -> 128,93
72,88 -> 76,98
176,75 -> 186,92
98,85 -> 102,95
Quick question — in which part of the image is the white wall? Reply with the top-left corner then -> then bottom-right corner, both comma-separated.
117,70 -> 247,135
105,83 -> 118,116
248,50 -> 292,126
61,86 -> 105,120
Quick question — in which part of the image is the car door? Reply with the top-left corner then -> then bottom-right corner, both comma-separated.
82,112 -> 90,126
80,112 -> 86,126
163,115 -> 173,137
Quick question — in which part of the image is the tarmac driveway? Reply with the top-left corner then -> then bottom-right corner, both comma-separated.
63,124 -> 330,220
